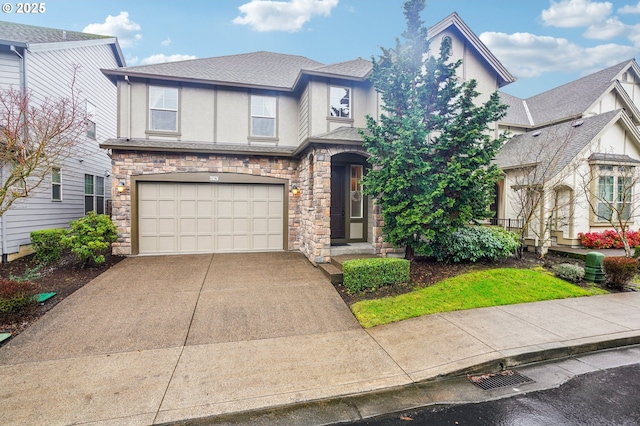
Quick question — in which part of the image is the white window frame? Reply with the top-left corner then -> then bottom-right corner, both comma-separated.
350,164 -> 363,219
149,86 -> 179,132
51,167 -> 62,201
595,165 -> 634,223
329,86 -> 351,118
250,95 -> 277,138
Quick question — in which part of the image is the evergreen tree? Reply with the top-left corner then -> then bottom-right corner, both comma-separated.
362,0 -> 508,259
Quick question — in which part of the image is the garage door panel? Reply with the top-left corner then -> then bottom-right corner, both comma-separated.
138,182 -> 284,254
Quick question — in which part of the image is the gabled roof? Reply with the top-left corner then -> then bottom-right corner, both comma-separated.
428,12 -> 516,88
0,21 -> 125,67
103,51 -> 372,91
500,59 -> 640,127
495,109 -> 636,180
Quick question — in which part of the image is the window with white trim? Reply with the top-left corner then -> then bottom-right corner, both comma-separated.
251,95 -> 276,137
51,167 -> 61,201
84,174 -> 105,214
149,86 -> 178,132
330,86 -> 351,118
596,165 -> 633,222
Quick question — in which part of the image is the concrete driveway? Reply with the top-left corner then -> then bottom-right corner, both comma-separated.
0,252 -> 408,425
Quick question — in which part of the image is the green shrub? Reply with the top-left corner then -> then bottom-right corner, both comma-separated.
552,263 -> 585,283
342,257 -> 410,294
0,279 -> 38,318
61,212 -> 118,267
31,228 -> 68,264
8,265 -> 41,283
634,246 -> 640,259
602,256 -> 638,290
431,226 -> 520,263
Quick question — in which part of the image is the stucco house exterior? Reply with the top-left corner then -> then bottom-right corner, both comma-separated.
0,21 -> 125,262
494,59 -> 640,251
100,13 -> 514,264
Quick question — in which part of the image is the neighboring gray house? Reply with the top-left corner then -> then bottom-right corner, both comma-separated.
0,21 -> 125,261
100,13 -> 513,264
494,59 -> 640,251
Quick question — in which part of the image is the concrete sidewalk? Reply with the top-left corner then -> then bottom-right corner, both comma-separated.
1,253 -> 639,425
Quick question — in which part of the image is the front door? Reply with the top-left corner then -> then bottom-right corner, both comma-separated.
330,166 -> 346,240
331,161 -> 367,244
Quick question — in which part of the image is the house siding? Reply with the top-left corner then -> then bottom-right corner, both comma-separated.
0,49 -> 21,88
0,42 -> 119,258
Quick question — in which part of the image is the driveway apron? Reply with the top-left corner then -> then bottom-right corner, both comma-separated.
0,252 -> 408,426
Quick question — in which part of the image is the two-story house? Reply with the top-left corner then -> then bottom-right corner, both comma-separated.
494,59 -> 640,252
0,21 -> 125,262
101,13 -> 514,264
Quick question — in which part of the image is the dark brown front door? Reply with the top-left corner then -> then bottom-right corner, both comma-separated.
330,166 -> 346,240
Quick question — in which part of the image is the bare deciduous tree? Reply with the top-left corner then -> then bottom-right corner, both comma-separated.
0,67 -> 86,217
577,153 -> 640,257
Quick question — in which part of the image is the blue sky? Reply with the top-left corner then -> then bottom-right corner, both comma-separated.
2,0 -> 640,98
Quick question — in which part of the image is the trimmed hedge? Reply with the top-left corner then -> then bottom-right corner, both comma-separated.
31,228 -> 68,264
602,256 -> 638,290
431,226 -> 520,263
342,257 -> 410,294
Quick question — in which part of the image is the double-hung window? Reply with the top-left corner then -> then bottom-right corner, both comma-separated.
52,168 -> 62,201
250,95 -> 276,138
84,174 -> 105,214
149,86 -> 179,132
330,86 -> 351,118
596,165 -> 633,222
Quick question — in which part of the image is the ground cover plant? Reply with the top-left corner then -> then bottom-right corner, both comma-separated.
351,267 -> 608,328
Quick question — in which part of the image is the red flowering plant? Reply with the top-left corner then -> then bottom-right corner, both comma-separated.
578,230 -> 640,249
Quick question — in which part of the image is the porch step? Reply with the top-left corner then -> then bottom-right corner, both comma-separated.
319,254 -> 381,285
329,242 -> 376,257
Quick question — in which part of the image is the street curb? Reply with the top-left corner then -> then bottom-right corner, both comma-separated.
158,337 -> 640,425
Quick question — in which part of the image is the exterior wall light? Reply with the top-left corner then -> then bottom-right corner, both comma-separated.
291,184 -> 300,196
116,181 -> 126,193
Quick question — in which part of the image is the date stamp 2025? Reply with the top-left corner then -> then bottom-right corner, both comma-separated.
2,2 -> 46,14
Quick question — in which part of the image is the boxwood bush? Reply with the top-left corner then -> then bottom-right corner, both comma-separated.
342,257 -> 410,294
31,228 -> 68,264
61,212 -> 118,267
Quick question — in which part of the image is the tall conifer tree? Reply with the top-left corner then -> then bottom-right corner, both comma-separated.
362,0 -> 508,259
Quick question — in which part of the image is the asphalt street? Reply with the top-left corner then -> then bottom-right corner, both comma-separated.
346,362 -> 640,425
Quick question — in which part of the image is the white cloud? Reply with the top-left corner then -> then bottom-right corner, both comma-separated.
83,11 -> 142,48
629,23 -> 640,47
233,0 -> 339,32
480,31 -> 637,78
619,1 -> 640,13
541,0 -> 612,28
140,54 -> 197,65
161,37 -> 171,46
583,17 -> 626,39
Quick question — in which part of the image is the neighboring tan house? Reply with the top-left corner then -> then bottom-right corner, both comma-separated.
494,59 -> 640,251
100,13 -> 514,264
0,21 -> 125,262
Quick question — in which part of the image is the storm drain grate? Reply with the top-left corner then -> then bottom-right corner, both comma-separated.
468,370 -> 535,391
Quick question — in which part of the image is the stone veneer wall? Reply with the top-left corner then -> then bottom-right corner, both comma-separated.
110,147 -> 399,262
110,150 -> 301,256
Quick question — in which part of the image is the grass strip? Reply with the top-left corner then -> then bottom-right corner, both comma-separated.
352,268 -> 608,328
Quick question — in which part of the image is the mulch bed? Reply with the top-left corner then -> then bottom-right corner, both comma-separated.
0,253 -> 124,340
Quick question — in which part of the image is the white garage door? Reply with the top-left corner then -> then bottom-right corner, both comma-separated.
138,182 -> 284,254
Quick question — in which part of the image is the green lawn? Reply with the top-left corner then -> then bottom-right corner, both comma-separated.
351,268 -> 608,328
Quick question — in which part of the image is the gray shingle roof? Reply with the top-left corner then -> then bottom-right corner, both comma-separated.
495,109 -> 622,179
500,60 -> 634,126
110,51 -> 324,89
101,138 -> 296,156
310,126 -> 366,142
498,91 -> 531,126
104,51 -> 373,90
309,58 -> 372,79
0,20 -> 109,44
